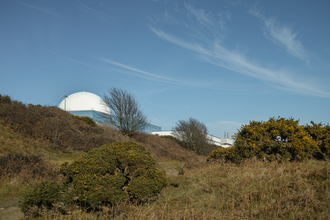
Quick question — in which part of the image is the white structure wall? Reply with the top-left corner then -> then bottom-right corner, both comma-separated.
151,130 -> 233,148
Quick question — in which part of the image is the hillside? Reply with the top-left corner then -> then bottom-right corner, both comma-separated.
1,96 -> 330,220
0,98 -> 205,206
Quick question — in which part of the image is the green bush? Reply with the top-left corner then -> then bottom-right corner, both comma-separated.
71,115 -> 96,127
20,142 -> 167,215
208,147 -> 242,163
60,141 -> 168,208
304,121 -> 330,157
208,117 -> 322,163
0,94 -> 11,105
20,181 -> 65,216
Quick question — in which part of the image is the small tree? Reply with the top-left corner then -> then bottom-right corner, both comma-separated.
172,117 -> 211,155
101,87 -> 148,137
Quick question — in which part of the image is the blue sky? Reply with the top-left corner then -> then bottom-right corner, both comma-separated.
1,0 -> 330,139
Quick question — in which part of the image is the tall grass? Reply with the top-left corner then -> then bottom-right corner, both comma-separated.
118,159 -> 330,219
18,159 -> 330,220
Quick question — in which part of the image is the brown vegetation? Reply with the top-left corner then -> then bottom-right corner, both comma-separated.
1,95 -> 330,219
0,102 -> 119,151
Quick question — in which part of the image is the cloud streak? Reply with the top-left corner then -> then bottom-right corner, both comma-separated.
96,57 -> 213,88
149,4 -> 330,97
50,52 -> 214,88
250,7 -> 309,63
16,1 -> 62,18
72,2 -> 117,24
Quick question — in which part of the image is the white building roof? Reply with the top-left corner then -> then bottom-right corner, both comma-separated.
151,130 -> 233,148
58,91 -> 110,114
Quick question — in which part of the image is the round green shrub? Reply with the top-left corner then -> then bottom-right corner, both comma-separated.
304,121 -> 330,158
60,141 -> 168,208
20,181 -> 63,216
207,147 -> 242,163
71,115 -> 96,126
208,117 -> 322,163
0,94 -> 11,105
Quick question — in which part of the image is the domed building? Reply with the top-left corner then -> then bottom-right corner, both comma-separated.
58,91 -> 161,134
58,91 -> 110,122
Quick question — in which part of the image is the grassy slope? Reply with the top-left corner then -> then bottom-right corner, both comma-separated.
0,120 -> 85,165
1,109 -> 330,219
0,118 -> 203,206
0,121 -> 85,204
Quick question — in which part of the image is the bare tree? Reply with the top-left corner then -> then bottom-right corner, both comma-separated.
172,117 -> 211,155
101,87 -> 148,137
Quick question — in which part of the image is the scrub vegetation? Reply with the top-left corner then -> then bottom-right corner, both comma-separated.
1,94 -> 330,219
208,117 -> 330,163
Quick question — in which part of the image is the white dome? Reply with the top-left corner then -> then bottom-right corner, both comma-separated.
58,91 -> 110,114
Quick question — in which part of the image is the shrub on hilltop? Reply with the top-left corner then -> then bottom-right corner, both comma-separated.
0,94 -> 12,105
208,117 -> 322,163
20,141 -> 168,216
304,121 -> 330,157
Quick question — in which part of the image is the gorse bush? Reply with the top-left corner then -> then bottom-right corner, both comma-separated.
20,181 -> 63,215
208,117 -> 323,162
304,121 -> 330,157
208,147 -> 242,163
0,94 -> 12,105
60,141 -> 168,208
71,115 -> 96,127
21,142 -> 168,215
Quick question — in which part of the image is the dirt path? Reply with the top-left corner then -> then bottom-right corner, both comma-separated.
0,201 -> 23,220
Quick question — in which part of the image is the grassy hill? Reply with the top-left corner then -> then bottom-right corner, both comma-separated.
0,98 -> 204,206
0,96 -> 329,219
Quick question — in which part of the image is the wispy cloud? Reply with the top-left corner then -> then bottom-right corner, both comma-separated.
151,3 -> 230,42
95,57 -> 213,88
250,7 -> 309,63
73,2 -> 117,24
16,2 -> 62,18
151,28 -> 329,97
149,4 -> 330,97
49,52 -> 107,71
50,52 -> 214,88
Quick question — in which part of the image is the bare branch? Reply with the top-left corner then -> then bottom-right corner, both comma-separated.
172,117 -> 211,154
101,87 -> 148,137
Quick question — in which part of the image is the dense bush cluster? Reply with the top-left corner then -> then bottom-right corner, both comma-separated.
0,94 -> 12,105
20,181 -> 65,215
304,121 -> 330,156
20,141 -> 168,216
0,99 -> 113,151
208,117 -> 328,163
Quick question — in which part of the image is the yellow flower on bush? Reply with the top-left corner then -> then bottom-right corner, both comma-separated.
60,141 -> 168,208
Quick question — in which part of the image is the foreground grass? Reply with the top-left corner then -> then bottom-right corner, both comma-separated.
18,159 -> 330,220
121,159 -> 330,220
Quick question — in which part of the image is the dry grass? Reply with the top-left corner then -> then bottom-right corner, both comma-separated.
0,103 -> 115,152
16,159 -> 330,220
131,132 -> 206,165
120,159 -> 330,219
